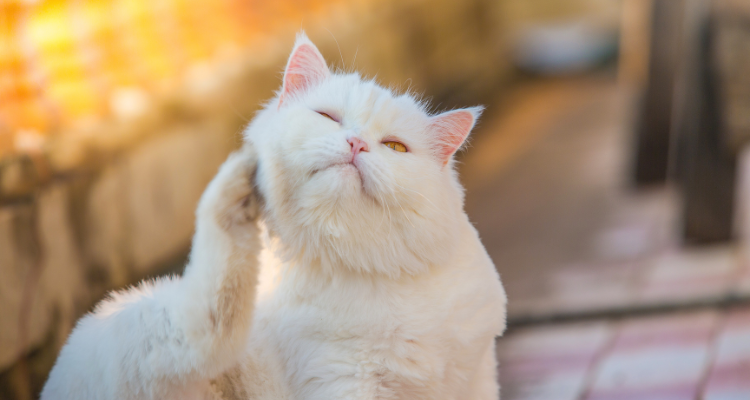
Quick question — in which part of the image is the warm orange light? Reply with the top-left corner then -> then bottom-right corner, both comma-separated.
0,0 -> 343,157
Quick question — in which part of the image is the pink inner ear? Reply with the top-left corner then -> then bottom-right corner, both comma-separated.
430,110 -> 475,164
280,44 -> 328,106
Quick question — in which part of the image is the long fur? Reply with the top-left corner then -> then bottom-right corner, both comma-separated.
42,33 -> 507,400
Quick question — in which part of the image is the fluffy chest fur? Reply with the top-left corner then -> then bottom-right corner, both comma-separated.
244,221 -> 506,400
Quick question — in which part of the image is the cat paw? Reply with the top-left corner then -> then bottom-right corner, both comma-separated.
198,146 -> 260,232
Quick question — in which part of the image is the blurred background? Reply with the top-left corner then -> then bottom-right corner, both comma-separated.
1,0 -> 750,399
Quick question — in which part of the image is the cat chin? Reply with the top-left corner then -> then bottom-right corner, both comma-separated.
313,162 -> 359,177
308,164 -> 371,197
310,160 -> 356,175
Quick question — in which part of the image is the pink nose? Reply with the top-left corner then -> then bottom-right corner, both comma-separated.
347,137 -> 369,156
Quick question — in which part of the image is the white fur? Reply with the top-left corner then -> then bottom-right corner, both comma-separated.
42,33 -> 507,400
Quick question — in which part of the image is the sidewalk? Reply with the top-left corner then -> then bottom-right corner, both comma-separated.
497,306 -> 750,400
459,75 -> 750,399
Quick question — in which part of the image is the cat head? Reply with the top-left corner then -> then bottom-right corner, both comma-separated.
245,33 -> 482,278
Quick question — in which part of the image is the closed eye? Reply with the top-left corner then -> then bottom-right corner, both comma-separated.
316,111 -> 339,123
383,141 -> 408,152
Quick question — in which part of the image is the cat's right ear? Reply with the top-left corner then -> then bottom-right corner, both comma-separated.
278,32 -> 330,108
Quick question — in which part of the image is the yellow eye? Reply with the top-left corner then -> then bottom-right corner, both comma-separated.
316,111 -> 337,122
383,141 -> 407,152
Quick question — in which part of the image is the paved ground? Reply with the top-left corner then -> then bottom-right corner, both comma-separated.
459,75 -> 750,399
497,306 -> 750,400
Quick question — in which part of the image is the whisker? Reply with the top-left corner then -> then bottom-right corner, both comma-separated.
374,191 -> 388,231
351,46 -> 359,71
390,182 -> 445,216
396,199 -> 416,229
325,28 -> 345,71
379,191 -> 393,240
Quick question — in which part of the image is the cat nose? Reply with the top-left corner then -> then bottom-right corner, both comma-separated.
347,137 -> 369,156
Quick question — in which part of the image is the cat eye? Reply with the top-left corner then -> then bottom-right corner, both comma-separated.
316,111 -> 339,123
383,141 -> 407,153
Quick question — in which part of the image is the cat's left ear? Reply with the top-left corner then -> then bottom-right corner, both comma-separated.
428,107 -> 483,166
279,32 -> 330,107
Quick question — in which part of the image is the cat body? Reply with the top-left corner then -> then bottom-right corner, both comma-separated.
234,221 -> 504,400
41,33 -> 506,400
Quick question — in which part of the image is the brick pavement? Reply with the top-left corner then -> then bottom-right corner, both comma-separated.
497,307 -> 750,400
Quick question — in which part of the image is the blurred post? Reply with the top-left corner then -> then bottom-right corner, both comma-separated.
631,0 -> 684,185
673,0 -> 736,243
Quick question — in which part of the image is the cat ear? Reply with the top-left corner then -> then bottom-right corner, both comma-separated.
428,107 -> 483,166
279,32 -> 330,107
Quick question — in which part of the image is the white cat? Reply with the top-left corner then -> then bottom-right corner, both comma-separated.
41,33 -> 507,400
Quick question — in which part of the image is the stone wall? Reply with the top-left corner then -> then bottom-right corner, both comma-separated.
0,0 -> 514,398
0,116 -> 246,399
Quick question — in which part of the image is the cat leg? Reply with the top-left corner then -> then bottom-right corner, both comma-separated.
41,147 -> 262,400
